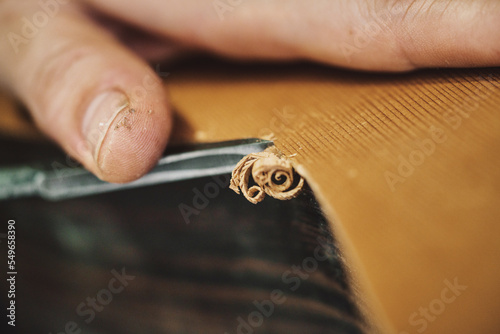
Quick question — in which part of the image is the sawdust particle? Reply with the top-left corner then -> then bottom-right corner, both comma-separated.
115,115 -> 131,130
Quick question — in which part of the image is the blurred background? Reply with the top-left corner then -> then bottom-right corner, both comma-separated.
0,134 -> 364,334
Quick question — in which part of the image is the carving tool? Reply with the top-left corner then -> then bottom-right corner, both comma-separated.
0,138 -> 273,201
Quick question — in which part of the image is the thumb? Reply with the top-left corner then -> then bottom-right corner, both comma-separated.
0,2 -> 171,183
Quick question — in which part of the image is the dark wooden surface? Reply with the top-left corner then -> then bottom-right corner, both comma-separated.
0,139 -> 365,334
2,59 -> 499,333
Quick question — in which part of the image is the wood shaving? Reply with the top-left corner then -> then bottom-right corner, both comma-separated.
230,147 -> 304,204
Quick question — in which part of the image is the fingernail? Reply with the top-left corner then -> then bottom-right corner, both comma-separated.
82,90 -> 129,165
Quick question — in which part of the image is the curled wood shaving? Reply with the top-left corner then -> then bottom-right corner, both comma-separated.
229,148 -> 304,204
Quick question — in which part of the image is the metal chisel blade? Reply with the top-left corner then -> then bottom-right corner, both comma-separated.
0,138 -> 273,201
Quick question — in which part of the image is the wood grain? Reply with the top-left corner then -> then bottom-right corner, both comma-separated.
2,175 -> 365,334
165,60 -> 500,334
1,59 -> 499,333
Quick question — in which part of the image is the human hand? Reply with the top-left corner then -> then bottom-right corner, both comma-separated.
1,0 -> 498,182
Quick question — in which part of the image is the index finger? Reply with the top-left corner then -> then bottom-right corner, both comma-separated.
82,0 -> 500,71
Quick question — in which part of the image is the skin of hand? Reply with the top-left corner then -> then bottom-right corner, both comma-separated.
0,0 -> 498,183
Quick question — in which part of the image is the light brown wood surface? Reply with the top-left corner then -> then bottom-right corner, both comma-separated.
2,61 -> 500,333
165,62 -> 500,334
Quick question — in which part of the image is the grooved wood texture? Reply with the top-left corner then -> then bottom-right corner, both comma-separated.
1,61 -> 499,333
166,61 -> 500,334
